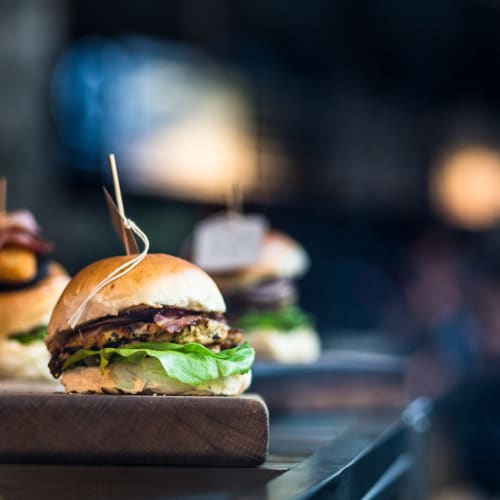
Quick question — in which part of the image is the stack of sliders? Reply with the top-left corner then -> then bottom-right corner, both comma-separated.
0,210 -> 69,379
45,254 -> 255,395
211,229 -> 320,363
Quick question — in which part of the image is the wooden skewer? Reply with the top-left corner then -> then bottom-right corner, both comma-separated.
227,183 -> 243,217
108,154 -> 131,255
108,154 -> 126,218
0,177 -> 6,215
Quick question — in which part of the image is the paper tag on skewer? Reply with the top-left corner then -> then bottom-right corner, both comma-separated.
193,213 -> 268,272
103,187 -> 139,254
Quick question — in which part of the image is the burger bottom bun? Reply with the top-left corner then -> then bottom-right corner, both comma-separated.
61,360 -> 252,396
247,326 -> 321,363
0,339 -> 54,380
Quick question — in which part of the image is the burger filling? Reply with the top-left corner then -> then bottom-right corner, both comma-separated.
222,278 -> 313,333
224,278 -> 297,314
48,306 -> 253,384
236,304 -> 312,332
8,325 -> 47,345
0,210 -> 54,291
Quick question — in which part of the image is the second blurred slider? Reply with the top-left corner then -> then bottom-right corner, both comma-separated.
211,229 -> 320,364
188,200 -> 320,364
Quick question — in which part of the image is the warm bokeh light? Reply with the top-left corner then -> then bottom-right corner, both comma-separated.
132,115 -> 258,203
430,146 -> 500,230
129,111 -> 290,204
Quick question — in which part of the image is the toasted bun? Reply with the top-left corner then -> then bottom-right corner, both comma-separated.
247,326 -> 320,363
61,363 -> 252,395
213,230 -> 309,292
48,254 -> 226,339
0,339 -> 54,380
0,262 -> 69,339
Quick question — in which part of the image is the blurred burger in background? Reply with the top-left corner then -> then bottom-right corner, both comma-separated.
0,210 -> 69,380
211,229 -> 320,363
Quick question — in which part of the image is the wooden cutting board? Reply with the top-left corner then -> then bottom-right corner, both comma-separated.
0,392 -> 269,466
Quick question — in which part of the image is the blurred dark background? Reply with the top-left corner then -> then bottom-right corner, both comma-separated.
4,0 -> 500,333
4,0 -> 500,334
5,0 -> 500,496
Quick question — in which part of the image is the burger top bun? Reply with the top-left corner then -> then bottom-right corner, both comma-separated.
0,262 -> 69,339
48,254 -> 226,338
213,230 -> 309,292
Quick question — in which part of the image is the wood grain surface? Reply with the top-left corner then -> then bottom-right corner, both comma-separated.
0,393 -> 269,466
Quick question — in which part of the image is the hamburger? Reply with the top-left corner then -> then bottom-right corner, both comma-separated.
0,210 -> 69,379
210,230 -> 320,363
45,253 -> 254,395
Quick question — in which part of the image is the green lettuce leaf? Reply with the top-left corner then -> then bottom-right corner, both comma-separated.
62,342 -> 255,387
236,305 -> 312,332
9,326 -> 47,345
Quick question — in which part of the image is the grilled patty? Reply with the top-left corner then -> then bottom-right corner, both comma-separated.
47,306 -> 243,377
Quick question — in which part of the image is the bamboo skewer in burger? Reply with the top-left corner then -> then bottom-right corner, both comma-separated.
0,182 -> 69,379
